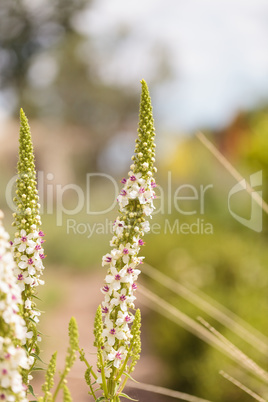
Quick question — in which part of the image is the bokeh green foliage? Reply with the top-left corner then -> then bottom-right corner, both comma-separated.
141,114 -> 268,401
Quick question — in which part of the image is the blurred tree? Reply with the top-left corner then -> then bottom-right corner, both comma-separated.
0,0 -> 140,172
0,0 -> 88,106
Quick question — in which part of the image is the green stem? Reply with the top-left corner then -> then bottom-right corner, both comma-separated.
79,349 -> 97,380
117,373 -> 129,396
99,351 -> 108,398
110,396 -> 120,402
115,341 -> 133,382
89,380 -> 97,401
52,368 -> 68,401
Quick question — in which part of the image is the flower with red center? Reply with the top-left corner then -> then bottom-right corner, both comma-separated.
125,315 -> 132,323
17,274 -> 24,281
115,351 -> 122,360
107,346 -> 127,368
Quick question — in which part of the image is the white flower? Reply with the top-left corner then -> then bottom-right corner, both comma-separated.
0,211 -> 29,400
102,248 -> 121,267
117,194 -> 129,209
121,264 -> 141,285
110,289 -> 136,312
103,321 -> 127,347
17,255 -> 36,275
116,311 -> 133,328
26,331 -> 33,339
24,299 -> 31,309
96,366 -> 112,383
14,268 -> 34,291
141,221 -> 150,233
118,243 -> 135,264
102,322 -> 117,346
113,219 -> 125,237
108,346 -> 127,368
105,267 -> 126,292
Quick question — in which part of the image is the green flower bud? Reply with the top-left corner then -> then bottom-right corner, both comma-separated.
42,352 -> 57,394
130,309 -> 141,372
63,384 -> 73,402
93,305 -> 104,348
69,317 -> 79,352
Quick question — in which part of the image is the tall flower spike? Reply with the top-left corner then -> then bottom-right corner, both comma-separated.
12,109 -> 45,380
90,79 -> 156,401
0,210 -> 30,401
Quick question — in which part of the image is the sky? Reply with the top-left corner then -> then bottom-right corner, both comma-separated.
73,0 -> 268,132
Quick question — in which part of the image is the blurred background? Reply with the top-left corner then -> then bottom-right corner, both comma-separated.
0,0 -> 268,400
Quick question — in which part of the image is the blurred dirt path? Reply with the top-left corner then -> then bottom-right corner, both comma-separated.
31,268 -> 163,401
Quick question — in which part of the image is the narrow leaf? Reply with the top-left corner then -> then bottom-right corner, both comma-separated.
28,385 -> 36,397
119,392 -> 138,401
123,372 -> 139,383
30,352 -> 46,364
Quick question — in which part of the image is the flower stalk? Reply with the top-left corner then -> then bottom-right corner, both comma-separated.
0,210 -> 30,401
86,79 -> 157,401
12,109 -> 46,387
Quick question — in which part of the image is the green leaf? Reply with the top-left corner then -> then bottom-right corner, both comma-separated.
32,367 -> 46,371
32,294 -> 43,301
95,398 -> 106,402
30,352 -> 46,364
123,372 -> 139,383
28,385 -> 36,397
119,392 -> 138,401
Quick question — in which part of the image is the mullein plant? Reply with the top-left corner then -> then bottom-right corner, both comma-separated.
11,109 -> 45,388
81,79 -> 157,401
0,209 -> 30,401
